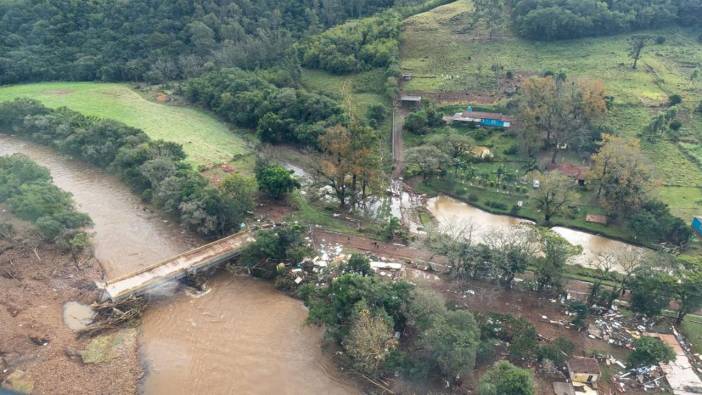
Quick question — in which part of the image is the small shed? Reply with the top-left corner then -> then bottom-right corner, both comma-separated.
552,162 -> 588,186
566,357 -> 601,387
400,95 -> 422,108
585,214 -> 608,225
692,216 -> 702,237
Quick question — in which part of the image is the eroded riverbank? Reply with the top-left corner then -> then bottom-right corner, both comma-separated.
0,135 -> 359,394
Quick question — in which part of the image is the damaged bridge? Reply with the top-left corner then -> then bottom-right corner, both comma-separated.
100,231 -> 255,300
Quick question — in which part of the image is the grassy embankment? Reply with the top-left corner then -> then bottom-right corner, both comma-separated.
400,0 -> 702,238
0,82 -> 256,174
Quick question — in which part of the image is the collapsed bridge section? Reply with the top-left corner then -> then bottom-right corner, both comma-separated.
100,231 -> 255,300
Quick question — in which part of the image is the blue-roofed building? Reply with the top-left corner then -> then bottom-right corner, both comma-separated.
443,107 -> 512,128
692,216 -> 702,237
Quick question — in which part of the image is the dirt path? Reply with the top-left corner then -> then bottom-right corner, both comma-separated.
392,105 -> 407,178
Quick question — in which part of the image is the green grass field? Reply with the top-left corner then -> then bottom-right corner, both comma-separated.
400,0 -> 702,221
0,82 -> 255,170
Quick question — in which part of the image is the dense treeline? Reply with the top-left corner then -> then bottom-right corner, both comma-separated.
0,154 -> 92,251
0,0 -> 429,84
0,99 -> 251,238
183,68 -> 345,147
296,14 -> 400,74
511,0 -> 702,41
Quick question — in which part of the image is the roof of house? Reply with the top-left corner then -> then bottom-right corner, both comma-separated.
459,111 -> 512,121
567,357 -> 601,375
400,95 -> 422,102
551,162 -> 589,181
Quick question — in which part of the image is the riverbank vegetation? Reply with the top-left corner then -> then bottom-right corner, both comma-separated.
0,99 -> 253,238
0,154 -> 91,252
0,83 -> 253,169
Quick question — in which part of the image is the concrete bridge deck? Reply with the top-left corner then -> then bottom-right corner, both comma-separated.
101,231 -> 255,300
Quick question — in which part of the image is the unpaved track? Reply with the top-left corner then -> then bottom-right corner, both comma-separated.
392,105 -> 407,178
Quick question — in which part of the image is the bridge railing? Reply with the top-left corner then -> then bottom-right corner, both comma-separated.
104,230 -> 253,285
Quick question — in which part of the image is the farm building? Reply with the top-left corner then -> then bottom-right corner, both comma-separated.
399,95 -> 422,108
443,106 -> 512,128
551,162 -> 588,186
567,357 -> 601,388
693,216 -> 702,237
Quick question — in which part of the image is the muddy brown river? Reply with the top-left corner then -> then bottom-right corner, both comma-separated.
0,135 -> 358,395
427,195 -> 648,272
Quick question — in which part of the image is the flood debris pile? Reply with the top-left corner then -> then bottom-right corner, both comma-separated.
587,310 -> 652,349
78,297 -> 147,338
613,364 -> 669,393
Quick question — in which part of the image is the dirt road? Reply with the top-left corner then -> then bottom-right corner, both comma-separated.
392,106 -> 407,178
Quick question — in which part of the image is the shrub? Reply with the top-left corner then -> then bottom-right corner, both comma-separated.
255,161 -> 300,200
474,129 -> 489,141
479,361 -> 534,395
503,144 -> 519,156
670,120 -> 682,131
485,200 -> 508,211
366,104 -> 387,127
477,340 -> 497,365
669,94 -> 683,106
346,254 -> 372,276
0,223 -> 15,240
467,193 -> 479,203
655,35 -> 666,44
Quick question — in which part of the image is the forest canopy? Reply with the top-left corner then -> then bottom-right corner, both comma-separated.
0,0 -> 423,84
511,0 -> 702,41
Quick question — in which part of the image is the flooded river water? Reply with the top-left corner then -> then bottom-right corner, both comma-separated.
0,135 -> 358,395
427,195 -> 648,272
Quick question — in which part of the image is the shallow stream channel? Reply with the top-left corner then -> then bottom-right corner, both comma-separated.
0,135 -> 358,394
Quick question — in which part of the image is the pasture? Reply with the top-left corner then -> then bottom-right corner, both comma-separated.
400,0 -> 702,221
0,82 -> 255,171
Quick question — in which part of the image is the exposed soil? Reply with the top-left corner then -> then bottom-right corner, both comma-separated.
0,216 -> 141,394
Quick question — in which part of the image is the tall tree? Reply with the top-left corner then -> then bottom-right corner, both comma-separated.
587,134 -> 655,216
427,133 -> 473,174
530,172 -> 577,224
473,0 -> 506,40
533,230 -> 578,292
317,121 -> 379,208
630,269 -> 674,318
405,145 -> 449,180
672,259 -> 702,324
628,35 -> 651,69
518,77 -> 606,162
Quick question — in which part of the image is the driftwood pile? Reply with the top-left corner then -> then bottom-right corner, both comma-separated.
78,296 -> 147,338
